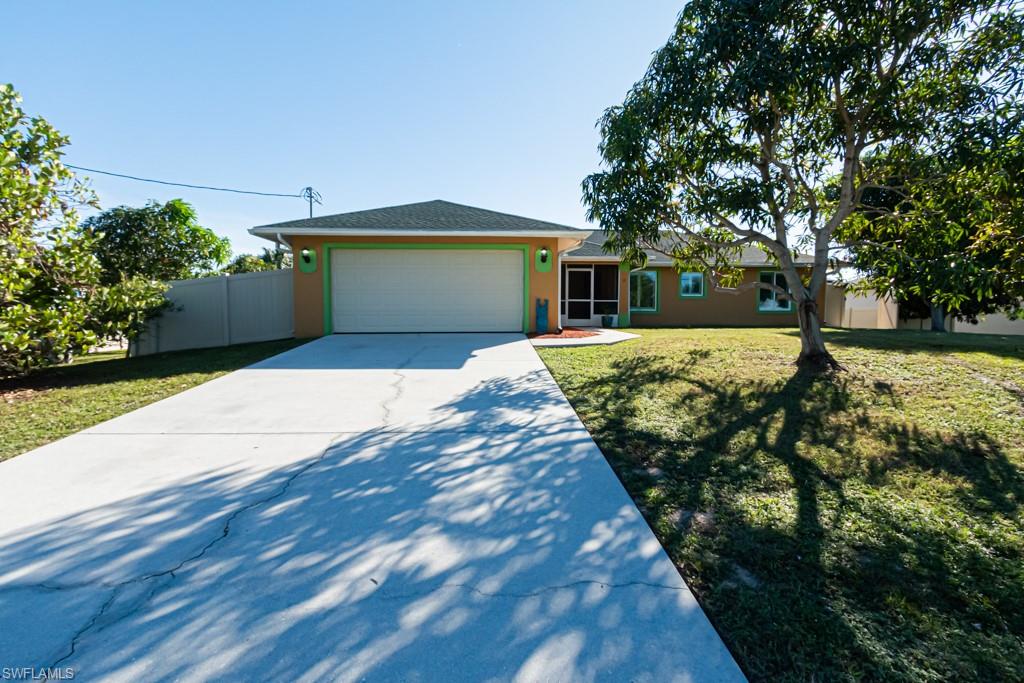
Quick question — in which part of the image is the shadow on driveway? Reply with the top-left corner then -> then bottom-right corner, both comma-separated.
0,340 -> 743,682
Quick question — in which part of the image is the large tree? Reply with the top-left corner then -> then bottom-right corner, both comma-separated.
0,84 -> 168,375
839,135 -> 1024,331
583,0 -> 1023,369
85,199 -> 230,283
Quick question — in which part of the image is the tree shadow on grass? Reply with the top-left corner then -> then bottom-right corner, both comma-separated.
566,352 -> 1024,681
810,328 -> 1024,361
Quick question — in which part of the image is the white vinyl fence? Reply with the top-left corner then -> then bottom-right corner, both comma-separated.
131,270 -> 293,356
823,285 -> 899,330
899,312 -> 1024,335
828,284 -> 1024,335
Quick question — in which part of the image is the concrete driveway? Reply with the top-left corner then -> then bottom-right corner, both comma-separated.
0,334 -> 743,682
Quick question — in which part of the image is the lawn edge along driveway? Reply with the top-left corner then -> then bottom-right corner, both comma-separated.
0,338 -> 307,461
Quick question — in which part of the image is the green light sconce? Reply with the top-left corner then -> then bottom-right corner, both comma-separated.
298,247 -> 317,273
535,246 -> 552,273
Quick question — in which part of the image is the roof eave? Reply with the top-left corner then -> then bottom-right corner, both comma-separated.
560,254 -> 621,262
248,227 -> 591,239
560,253 -> 817,268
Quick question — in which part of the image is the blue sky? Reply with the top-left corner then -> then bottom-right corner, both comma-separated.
6,1 -> 682,255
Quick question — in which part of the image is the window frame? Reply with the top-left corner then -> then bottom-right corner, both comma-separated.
756,270 -> 793,313
678,272 -> 705,299
629,270 -> 659,313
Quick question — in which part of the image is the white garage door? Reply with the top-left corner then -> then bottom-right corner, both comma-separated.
330,249 -> 524,333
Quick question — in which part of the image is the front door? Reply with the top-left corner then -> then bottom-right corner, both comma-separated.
565,268 -> 592,324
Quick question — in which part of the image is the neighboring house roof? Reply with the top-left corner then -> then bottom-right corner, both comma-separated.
563,230 -> 817,267
250,199 -> 590,239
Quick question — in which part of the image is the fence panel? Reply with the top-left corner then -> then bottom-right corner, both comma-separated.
952,312 -> 1024,335
132,270 -> 293,356
226,270 -> 294,344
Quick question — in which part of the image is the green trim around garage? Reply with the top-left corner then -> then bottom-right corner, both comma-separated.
320,242 -> 531,335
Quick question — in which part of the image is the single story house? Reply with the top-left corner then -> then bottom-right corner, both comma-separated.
562,229 -> 821,328
249,199 -> 823,336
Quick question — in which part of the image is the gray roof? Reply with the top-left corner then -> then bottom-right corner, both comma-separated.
562,234 -> 621,259
252,199 -> 588,235
564,230 -> 816,266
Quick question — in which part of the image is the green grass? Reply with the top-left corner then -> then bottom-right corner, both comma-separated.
538,328 -> 1024,682
0,339 -> 306,461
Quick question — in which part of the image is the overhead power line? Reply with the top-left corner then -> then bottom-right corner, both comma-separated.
65,164 -> 309,199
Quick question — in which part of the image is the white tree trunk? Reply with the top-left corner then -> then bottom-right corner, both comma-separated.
796,295 -> 840,371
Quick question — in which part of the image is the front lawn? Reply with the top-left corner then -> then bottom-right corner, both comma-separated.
0,339 -> 306,462
538,328 -> 1024,682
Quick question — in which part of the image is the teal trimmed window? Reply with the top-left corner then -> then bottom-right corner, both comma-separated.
757,271 -> 792,312
678,272 -> 704,298
629,270 -> 658,312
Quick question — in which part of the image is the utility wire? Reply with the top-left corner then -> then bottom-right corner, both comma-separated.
300,186 -> 323,217
65,164 -> 305,198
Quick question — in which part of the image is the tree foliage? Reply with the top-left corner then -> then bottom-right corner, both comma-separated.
85,199 -> 230,283
974,133 -> 1024,301
1,85 -> 98,372
838,133 -> 1024,328
222,246 -> 292,274
583,0 -> 1023,368
0,84 -> 169,375
85,277 -> 172,349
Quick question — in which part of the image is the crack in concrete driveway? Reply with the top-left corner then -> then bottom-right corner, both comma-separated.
380,340 -> 430,426
0,333 -> 744,682
46,434 -> 342,668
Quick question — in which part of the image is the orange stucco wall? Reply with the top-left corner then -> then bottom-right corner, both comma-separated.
289,235 -> 562,337
621,266 -> 826,327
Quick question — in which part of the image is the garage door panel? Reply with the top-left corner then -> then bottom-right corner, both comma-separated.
331,249 -> 524,333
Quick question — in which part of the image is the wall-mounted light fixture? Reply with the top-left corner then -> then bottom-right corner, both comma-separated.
298,246 -> 318,274
535,246 -> 553,273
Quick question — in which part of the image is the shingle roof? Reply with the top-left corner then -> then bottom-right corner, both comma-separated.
563,236 -> 620,259
252,199 -> 588,235
564,230 -> 816,266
